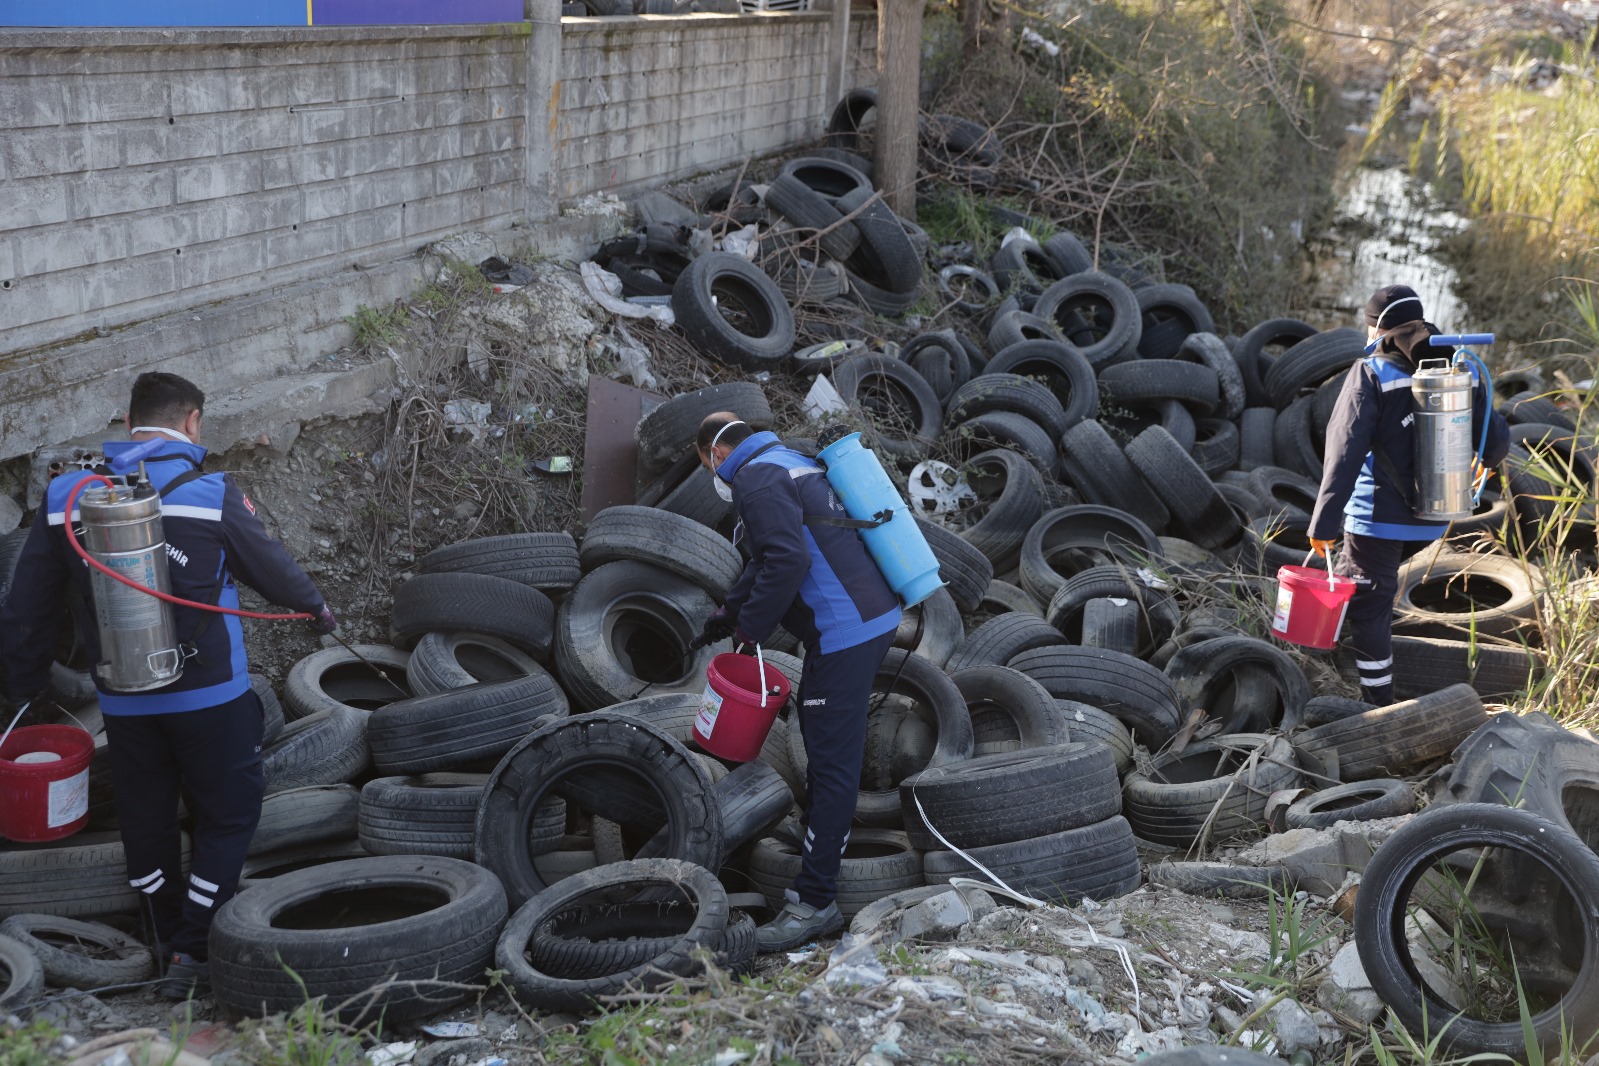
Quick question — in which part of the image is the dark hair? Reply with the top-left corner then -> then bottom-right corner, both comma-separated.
695,412 -> 753,455
129,372 -> 205,428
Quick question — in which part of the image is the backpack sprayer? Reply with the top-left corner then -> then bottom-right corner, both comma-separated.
61,438 -> 316,692
1411,333 -> 1495,521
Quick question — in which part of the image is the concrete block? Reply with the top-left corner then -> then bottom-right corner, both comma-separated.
1315,942 -> 1384,1024
169,71 -> 237,117
433,155 -> 494,196
74,167 -> 174,218
341,133 -> 409,177
402,190 -> 486,239
223,111 -> 301,154
175,156 -> 261,204
81,252 -> 178,312
177,237 -> 267,288
303,169 -> 416,222
0,77 -> 66,129
1,128 -> 88,181
67,76 -> 168,125
403,127 -> 464,167
336,58 -> 412,102
204,360 -> 399,456
298,105 -> 374,145
370,96 -> 432,137
0,269 -> 84,338
338,205 -> 406,254
262,144 -> 342,190
12,220 -> 128,276
0,178 -> 72,230
264,221 -> 347,271
124,119 -> 223,168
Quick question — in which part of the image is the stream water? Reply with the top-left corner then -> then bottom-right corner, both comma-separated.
1303,161 -> 1471,333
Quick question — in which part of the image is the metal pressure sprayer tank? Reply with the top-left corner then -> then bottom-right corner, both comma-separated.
77,482 -> 184,692
1410,357 -> 1475,521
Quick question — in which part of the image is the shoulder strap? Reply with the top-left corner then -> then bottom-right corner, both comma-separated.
804,509 -> 894,530
1371,443 -> 1417,510
157,469 -> 208,499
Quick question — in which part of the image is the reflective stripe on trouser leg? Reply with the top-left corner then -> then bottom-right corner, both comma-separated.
164,688 -> 267,960
788,631 -> 895,910
1337,532 -> 1409,705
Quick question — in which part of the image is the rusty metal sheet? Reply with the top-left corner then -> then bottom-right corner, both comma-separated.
580,373 -> 665,524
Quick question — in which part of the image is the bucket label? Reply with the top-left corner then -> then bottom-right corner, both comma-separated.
695,684 -> 724,738
47,768 -> 89,828
1271,585 -> 1293,634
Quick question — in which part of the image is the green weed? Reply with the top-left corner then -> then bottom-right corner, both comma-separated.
0,1020 -> 62,1066
345,303 -> 409,350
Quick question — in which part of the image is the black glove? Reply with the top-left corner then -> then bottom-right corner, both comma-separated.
310,604 -> 339,635
700,607 -> 736,646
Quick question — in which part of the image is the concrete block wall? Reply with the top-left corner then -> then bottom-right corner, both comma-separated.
0,12 -> 877,461
558,13 -> 878,199
0,25 -> 531,362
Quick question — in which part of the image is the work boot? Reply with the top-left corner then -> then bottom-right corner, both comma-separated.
157,952 -> 210,1000
754,900 -> 844,953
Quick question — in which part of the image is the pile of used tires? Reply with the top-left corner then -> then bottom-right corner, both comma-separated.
0,91 -> 1565,1023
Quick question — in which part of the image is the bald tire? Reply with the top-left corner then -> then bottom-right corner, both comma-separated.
0,914 -> 153,989
1057,700 -> 1134,773
746,831 -> 922,918
923,815 -> 1141,905
1123,734 -> 1301,848
901,742 -> 1119,850
1123,426 -> 1242,551
945,613 -> 1065,672
210,856 -> 507,1024
1058,420 -> 1170,532
0,833 -> 189,920
943,448 -> 1046,574
389,572 -> 555,659
915,516 -> 993,614
1387,636 -> 1543,702
495,859 -> 729,1011
418,532 -> 581,592
0,933 -> 43,1011
635,382 -> 775,472
1009,645 -> 1183,749
262,706 -> 370,793
248,785 -> 360,856
578,506 -> 744,600
359,774 -> 565,861
1292,684 -> 1488,782
1285,779 -> 1415,830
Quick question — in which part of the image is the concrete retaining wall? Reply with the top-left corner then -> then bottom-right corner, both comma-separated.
559,14 -> 877,200
0,11 -> 876,461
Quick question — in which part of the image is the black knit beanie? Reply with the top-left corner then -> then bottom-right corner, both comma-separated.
1364,284 -> 1425,329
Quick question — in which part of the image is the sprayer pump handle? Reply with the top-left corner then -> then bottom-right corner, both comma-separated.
108,438 -> 167,475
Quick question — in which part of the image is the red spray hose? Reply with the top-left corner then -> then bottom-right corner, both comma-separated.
64,474 -> 313,622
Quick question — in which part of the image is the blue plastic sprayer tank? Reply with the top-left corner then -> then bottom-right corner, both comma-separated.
814,431 -> 944,608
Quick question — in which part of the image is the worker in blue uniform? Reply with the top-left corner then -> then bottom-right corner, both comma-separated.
0,372 -> 335,999
1308,285 -> 1509,703
695,411 -> 900,951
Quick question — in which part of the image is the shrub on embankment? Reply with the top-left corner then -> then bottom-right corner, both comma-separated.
920,0 -> 1347,331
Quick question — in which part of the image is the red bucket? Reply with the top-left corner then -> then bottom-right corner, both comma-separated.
1271,564 -> 1357,650
692,651 -> 792,763
0,724 -> 94,842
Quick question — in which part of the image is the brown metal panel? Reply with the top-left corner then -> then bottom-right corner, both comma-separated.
580,373 -> 665,524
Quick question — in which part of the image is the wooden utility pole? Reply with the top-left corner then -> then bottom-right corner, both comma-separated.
874,0 -> 923,221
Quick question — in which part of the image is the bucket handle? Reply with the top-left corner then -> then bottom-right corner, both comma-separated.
1304,548 -> 1338,593
754,644 -> 772,709
0,701 -> 30,756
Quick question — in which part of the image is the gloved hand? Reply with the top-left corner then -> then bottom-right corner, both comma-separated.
310,604 -> 339,634
700,607 -> 736,646
1309,538 -> 1337,559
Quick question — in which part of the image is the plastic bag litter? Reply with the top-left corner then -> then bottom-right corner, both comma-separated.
579,261 -> 675,325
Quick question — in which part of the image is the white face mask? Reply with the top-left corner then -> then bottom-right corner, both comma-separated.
713,475 -> 734,503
